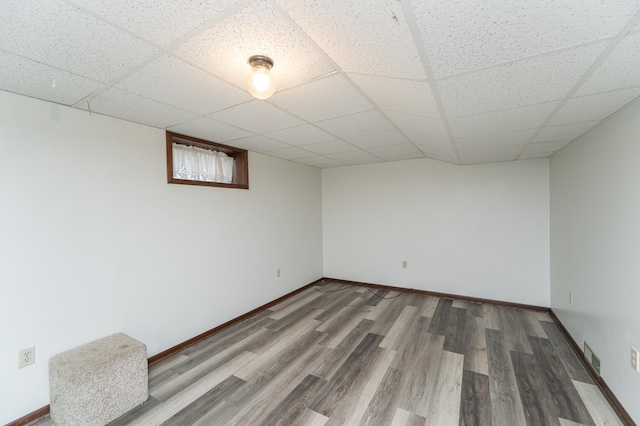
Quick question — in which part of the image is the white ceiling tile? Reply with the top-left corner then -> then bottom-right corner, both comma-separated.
227,135 -> 289,152
438,42 -> 607,118
404,132 -> 452,150
264,124 -> 336,145
209,100 -> 304,134
79,88 -> 196,128
522,140 -> 571,155
384,110 -> 448,138
269,73 -> 372,122
348,74 -> 440,118
171,0 -> 335,91
303,140 -> 358,155
428,155 -> 460,164
448,102 -> 558,138
577,32 -> 640,96
4,0 -> 638,168
167,117 -> 252,143
416,145 -> 455,156
263,147 -> 316,160
366,144 -> 425,161
458,145 -> 524,161
461,155 -> 519,165
116,55 -> 250,115
518,152 -> 554,160
0,0 -> 159,83
412,0 -> 640,77
454,129 -> 537,151
295,156 -> 346,167
374,151 -> 425,162
0,50 -> 103,105
534,121 -> 600,143
316,163 -> 346,169
549,88 -> 640,125
67,0 -> 245,47
315,110 -> 393,139
327,150 -> 383,165
346,130 -> 410,149
277,0 -> 426,79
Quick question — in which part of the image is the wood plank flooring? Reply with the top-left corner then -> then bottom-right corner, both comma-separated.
32,281 -> 624,426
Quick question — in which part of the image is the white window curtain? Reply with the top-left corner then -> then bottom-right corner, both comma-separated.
172,143 -> 234,184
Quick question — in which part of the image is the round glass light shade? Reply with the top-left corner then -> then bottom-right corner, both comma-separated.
246,65 -> 276,99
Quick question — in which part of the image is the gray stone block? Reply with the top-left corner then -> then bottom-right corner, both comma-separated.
49,333 -> 148,425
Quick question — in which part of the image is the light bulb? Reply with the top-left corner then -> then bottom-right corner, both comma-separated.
246,56 -> 276,99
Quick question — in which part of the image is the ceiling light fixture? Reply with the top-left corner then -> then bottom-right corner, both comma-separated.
246,55 -> 276,100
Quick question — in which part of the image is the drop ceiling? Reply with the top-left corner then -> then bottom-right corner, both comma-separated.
2,0 -> 640,167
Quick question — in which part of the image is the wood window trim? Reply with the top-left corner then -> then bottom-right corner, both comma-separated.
166,131 -> 249,189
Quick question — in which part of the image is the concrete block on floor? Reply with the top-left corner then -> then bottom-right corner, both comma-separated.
49,333 -> 148,425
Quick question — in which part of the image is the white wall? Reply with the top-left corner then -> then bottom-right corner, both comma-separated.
550,99 -> 640,423
0,90 -> 323,424
322,158 -> 550,306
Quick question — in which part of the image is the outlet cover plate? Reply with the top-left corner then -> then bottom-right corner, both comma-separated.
18,346 -> 35,369
632,347 -> 639,372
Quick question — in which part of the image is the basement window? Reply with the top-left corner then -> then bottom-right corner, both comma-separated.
166,131 -> 248,189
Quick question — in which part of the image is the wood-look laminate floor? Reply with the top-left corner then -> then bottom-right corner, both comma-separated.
33,281 -> 624,426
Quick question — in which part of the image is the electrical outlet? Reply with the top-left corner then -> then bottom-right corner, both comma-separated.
276,268 -> 280,278
18,346 -> 35,369
569,291 -> 573,305
632,347 -> 640,372
402,260 -> 407,269
584,342 -> 601,376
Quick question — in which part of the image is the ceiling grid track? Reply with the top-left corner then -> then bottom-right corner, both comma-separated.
3,0 -> 640,168
515,9 -> 640,160
67,0 -> 257,108
399,0 -> 462,164
267,0 -> 428,165
437,36 -> 617,83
